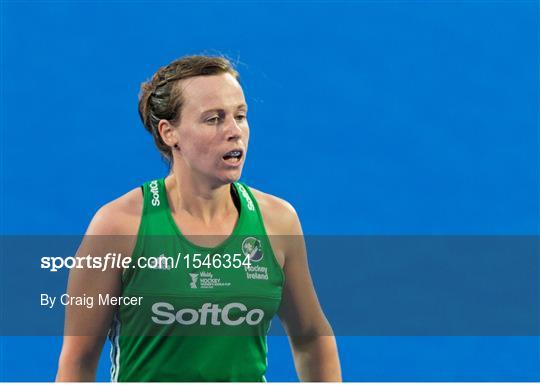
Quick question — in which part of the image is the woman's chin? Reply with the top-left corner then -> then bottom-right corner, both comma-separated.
218,169 -> 243,184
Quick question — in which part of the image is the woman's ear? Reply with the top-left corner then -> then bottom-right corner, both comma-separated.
158,119 -> 180,149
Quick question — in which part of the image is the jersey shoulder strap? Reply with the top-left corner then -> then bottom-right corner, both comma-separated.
138,178 -> 175,236
232,182 -> 270,237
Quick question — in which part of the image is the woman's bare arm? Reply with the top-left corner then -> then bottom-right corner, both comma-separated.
278,206 -> 341,381
56,190 -> 141,381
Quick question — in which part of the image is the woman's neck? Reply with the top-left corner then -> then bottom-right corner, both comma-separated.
165,167 -> 236,225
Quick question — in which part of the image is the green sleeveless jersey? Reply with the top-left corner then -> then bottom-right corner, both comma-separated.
109,178 -> 284,382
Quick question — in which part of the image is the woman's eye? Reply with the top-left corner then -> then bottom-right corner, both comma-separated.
235,115 -> 246,121
206,116 -> 220,124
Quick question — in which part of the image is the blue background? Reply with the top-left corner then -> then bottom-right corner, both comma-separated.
1,0 -> 539,381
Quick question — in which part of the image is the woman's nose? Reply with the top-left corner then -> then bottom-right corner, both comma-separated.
224,115 -> 243,140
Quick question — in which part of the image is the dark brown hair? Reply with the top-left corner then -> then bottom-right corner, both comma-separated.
138,55 -> 239,163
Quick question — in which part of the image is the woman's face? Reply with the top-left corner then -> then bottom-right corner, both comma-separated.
173,72 -> 249,185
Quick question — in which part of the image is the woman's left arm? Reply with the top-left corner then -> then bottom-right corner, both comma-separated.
273,203 -> 342,381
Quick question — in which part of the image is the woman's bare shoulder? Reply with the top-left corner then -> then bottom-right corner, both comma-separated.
86,187 -> 143,236
249,187 -> 301,236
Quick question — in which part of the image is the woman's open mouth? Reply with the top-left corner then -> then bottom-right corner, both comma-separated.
222,149 -> 243,166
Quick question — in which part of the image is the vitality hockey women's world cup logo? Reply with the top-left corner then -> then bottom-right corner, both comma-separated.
189,273 -> 199,288
242,237 -> 263,262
